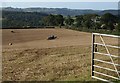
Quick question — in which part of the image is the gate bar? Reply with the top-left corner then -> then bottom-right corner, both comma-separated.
92,76 -> 112,83
93,33 -> 120,38
94,43 -> 120,49
94,52 -> 120,58
93,71 -> 120,80
93,65 -> 120,73
94,59 -> 120,67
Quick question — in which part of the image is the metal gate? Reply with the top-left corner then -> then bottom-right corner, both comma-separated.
91,33 -> 120,82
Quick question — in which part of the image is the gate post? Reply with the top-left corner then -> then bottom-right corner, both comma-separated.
91,33 -> 95,76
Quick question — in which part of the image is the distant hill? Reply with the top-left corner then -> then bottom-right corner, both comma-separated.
99,10 -> 118,16
2,7 -> 118,16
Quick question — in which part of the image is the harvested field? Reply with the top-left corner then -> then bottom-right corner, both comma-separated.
2,29 -> 91,50
1,28 -> 119,81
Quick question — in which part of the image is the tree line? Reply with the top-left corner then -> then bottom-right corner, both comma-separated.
2,11 -> 120,34
2,11 -> 48,28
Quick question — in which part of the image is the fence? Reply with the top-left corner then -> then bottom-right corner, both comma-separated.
91,33 -> 120,82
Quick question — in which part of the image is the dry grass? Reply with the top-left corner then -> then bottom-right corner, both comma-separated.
2,29 -> 119,81
2,45 -> 92,81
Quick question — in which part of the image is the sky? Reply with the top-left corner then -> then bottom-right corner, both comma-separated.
1,0 -> 120,2
1,1 -> 119,10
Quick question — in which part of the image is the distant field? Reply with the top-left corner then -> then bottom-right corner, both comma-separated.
2,28 -> 119,81
2,28 -> 92,50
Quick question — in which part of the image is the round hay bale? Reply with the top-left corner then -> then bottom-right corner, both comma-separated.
11,30 -> 14,33
47,35 -> 57,40
9,43 -> 12,46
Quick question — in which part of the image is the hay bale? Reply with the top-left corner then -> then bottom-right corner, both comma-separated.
47,35 -> 57,40
11,30 -> 14,33
9,43 -> 12,45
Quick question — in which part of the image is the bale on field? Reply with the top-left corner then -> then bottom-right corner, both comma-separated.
47,35 -> 57,40
9,43 -> 12,45
11,30 -> 14,33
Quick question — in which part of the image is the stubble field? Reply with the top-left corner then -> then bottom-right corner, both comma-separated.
1,28 -> 119,81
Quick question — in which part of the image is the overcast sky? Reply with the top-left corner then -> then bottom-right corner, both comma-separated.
1,1 -> 119,10
1,0 -> 120,2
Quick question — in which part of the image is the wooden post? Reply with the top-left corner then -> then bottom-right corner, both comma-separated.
91,33 -> 95,76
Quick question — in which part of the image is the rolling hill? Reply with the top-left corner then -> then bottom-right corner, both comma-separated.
2,7 -> 118,16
